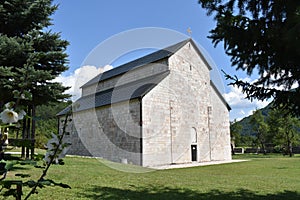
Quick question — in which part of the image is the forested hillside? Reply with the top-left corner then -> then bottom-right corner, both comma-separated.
35,101 -> 72,148
238,104 -> 271,136
232,103 -> 300,156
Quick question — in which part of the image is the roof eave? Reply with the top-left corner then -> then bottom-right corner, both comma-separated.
188,39 -> 212,71
210,80 -> 231,111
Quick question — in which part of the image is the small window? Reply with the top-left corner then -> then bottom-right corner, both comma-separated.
190,65 -> 192,71
208,106 -> 212,115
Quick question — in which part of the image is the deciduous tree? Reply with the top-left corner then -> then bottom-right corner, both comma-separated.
230,119 -> 242,154
267,108 -> 300,157
249,109 -> 269,154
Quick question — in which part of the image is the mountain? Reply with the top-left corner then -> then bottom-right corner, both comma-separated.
237,103 -> 272,136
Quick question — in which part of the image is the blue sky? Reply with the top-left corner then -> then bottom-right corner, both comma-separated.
51,0 -> 271,121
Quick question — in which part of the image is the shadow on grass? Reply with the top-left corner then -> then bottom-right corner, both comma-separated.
78,185 -> 300,200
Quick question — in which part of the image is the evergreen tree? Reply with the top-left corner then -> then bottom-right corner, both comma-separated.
0,0 -> 70,107
0,0 -> 70,158
198,0 -> 300,116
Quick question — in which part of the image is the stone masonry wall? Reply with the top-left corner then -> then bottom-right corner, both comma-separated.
60,116 -> 92,156
209,86 -> 232,161
142,77 -> 172,167
142,41 -> 214,167
169,41 -> 213,163
67,99 -> 142,165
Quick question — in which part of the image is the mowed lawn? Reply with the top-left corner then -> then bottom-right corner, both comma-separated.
1,154 -> 300,200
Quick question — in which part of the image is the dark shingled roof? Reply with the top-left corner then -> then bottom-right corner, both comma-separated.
57,105 -> 72,116
57,38 -> 223,116
81,39 -> 190,88
57,71 -> 170,116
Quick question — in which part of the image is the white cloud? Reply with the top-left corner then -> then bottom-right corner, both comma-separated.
247,109 -> 255,116
239,110 -> 245,115
223,77 -> 272,121
224,73 -> 300,121
54,65 -> 113,100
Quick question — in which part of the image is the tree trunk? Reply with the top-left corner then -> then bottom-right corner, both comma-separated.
30,105 -> 36,160
288,140 -> 293,157
21,118 -> 26,158
285,130 -> 293,157
0,145 -> 4,161
26,106 -> 31,159
261,141 -> 266,155
231,143 -> 235,155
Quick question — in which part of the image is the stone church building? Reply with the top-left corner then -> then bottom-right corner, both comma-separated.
58,39 -> 232,167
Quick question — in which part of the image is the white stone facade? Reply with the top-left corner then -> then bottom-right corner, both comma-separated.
59,39 -> 231,167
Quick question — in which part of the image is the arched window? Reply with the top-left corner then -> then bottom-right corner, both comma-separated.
191,127 -> 197,143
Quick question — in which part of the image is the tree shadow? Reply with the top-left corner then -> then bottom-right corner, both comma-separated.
78,185 -> 300,200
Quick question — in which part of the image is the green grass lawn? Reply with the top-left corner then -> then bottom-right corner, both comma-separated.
1,154 -> 300,200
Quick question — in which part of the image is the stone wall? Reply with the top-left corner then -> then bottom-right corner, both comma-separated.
209,84 -> 232,161
66,100 -> 142,165
142,77 -> 172,167
169,41 -> 212,163
142,41 -> 217,167
60,118 -> 92,156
